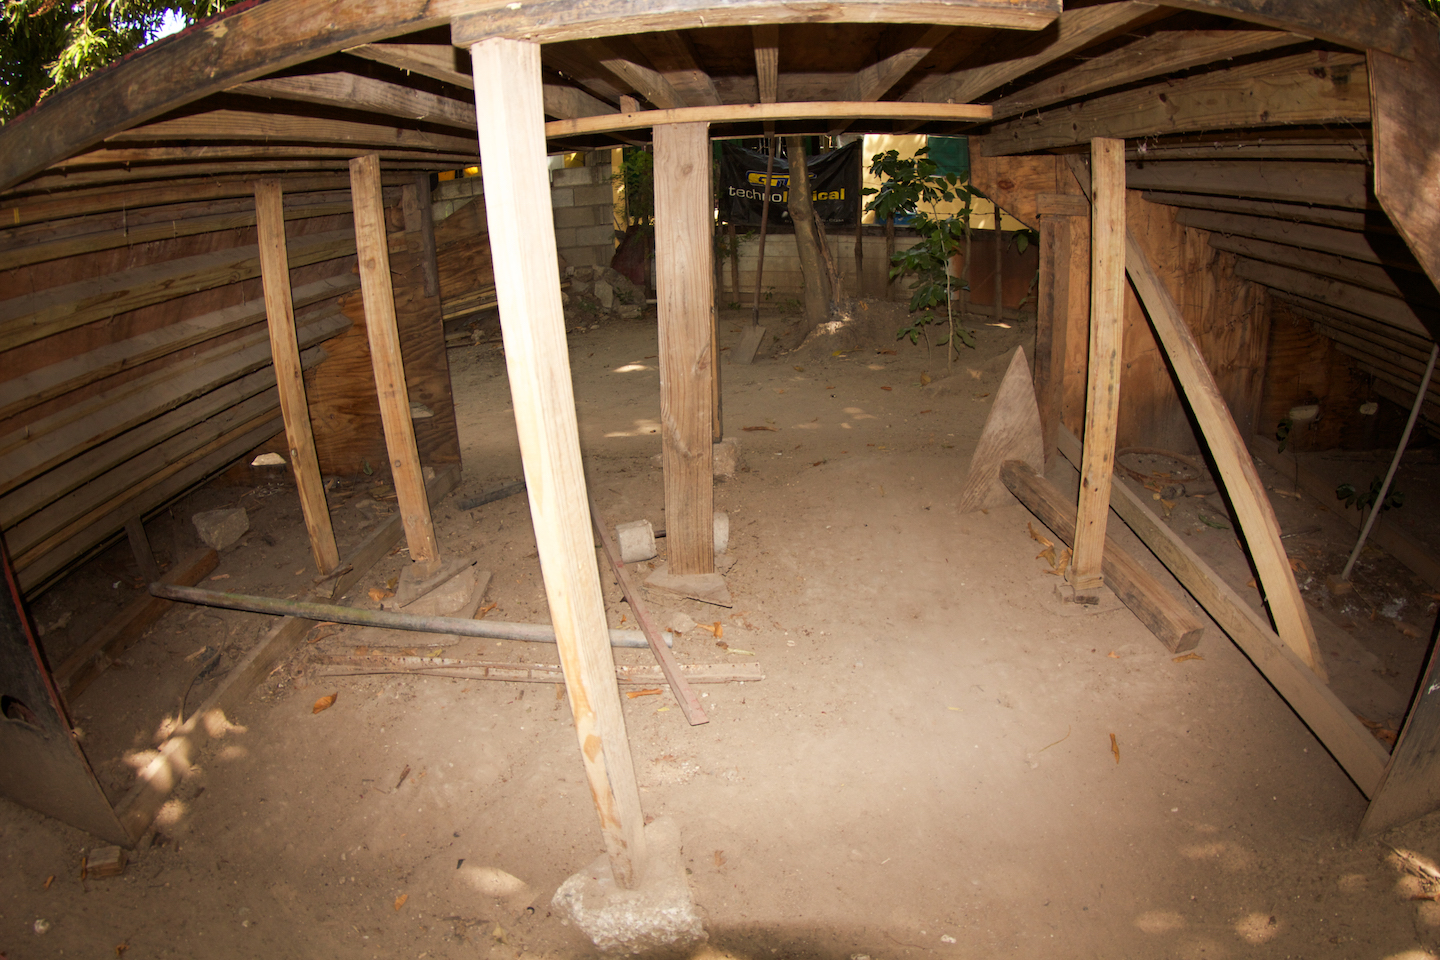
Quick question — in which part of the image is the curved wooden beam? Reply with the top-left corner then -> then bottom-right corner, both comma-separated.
546,100 -> 991,138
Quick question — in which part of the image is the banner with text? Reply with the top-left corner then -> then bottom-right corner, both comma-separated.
718,140 -> 860,227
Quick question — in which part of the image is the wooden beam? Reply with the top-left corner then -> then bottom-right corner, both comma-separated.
986,30 -> 1306,123
1034,196 -> 1073,461
575,39 -> 686,109
1370,28 -> 1440,302
1123,221 -> 1327,678
124,517 -> 162,584
1141,190 -> 1375,231
1069,139 -> 1125,592
654,121 -> 716,576
350,153 -> 439,568
1361,637 -> 1440,834
1055,428 -> 1388,797
845,24 -> 957,102
628,32 -> 722,107
325,464 -> 460,602
233,72 -> 478,129
54,549 -> 218,702
408,174 -> 441,298
1209,234 -> 1440,305
256,180 -> 340,575
542,82 -> 619,120
545,100 -> 992,139
1123,137 -> 1369,163
1001,460 -> 1204,653
752,25 -> 779,105
915,2 -> 1156,106
470,36 -> 647,888
1161,0 -> 1419,60
346,43 -> 473,88
107,110 -> 478,155
51,145 -> 472,170
1128,160 -> 1372,210
1175,208 -> 1421,272
1233,258 -> 1432,339
1274,292 -> 1432,356
0,229 -> 356,354
978,51 -> 1369,157
452,1 -> 1061,46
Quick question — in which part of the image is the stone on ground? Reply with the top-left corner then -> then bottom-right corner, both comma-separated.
193,508 -> 249,550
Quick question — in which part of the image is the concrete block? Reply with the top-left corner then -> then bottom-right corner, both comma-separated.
550,186 -> 575,208
573,183 -> 614,206
575,223 -> 618,246
551,166 -> 596,187
712,437 -> 742,479
554,205 -> 600,229
553,226 -> 578,247
563,247 -> 603,267
552,817 -> 705,954
616,519 -> 656,563
192,507 -> 248,550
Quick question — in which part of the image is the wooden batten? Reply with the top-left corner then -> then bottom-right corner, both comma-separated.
349,154 -> 439,567
654,121 -> 716,577
470,36 -> 647,889
255,180 -> 340,574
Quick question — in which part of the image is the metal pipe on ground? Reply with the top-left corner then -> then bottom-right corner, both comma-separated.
150,583 -> 663,648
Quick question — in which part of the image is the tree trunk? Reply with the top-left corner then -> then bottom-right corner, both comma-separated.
786,136 -> 832,328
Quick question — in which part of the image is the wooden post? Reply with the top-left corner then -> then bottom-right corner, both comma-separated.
255,179 -> 340,575
124,516 -> 162,583
727,223 -> 740,304
993,222 -> 1004,326
654,121 -> 716,576
469,37 -> 647,887
1033,210 -> 1071,464
1068,138 -> 1124,592
406,173 -> 441,298
349,154 -> 439,571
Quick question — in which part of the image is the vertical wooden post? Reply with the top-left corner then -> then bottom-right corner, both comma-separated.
349,154 -> 439,571
993,222 -> 1005,325
404,174 -> 441,298
469,37 -> 648,887
1034,211 -> 1071,466
124,516 -> 162,583
1069,138 -> 1125,592
727,223 -> 740,303
654,121 -> 716,576
255,179 -> 341,575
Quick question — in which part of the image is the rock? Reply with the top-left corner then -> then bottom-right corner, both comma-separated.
712,512 -> 730,555
595,279 -> 615,310
616,519 -> 657,564
666,612 -> 696,635
573,266 -> 595,282
395,566 -> 492,618
619,304 -> 642,320
458,864 -> 535,919
712,437 -> 742,479
193,507 -> 249,550
552,817 -> 705,954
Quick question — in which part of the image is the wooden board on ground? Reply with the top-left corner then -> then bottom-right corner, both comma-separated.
1000,459 -> 1204,653
957,345 -> 1043,513
314,653 -> 764,685
1055,427 -> 1388,797
1360,623 -> 1440,835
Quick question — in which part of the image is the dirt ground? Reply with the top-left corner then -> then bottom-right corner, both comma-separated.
5,303 -> 1440,960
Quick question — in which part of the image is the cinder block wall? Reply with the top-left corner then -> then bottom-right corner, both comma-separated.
549,163 -> 617,269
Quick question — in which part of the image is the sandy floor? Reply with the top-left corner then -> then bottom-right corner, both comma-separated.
4,305 -> 1440,960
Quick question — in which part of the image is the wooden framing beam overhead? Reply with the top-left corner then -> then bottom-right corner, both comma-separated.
452,0 -> 1062,46
574,39 -> 687,109
232,73 -> 479,129
629,31 -> 722,106
546,100 -> 992,139
1126,160 -> 1371,209
752,25 -> 779,105
106,111 -> 479,155
1162,0 -> 1419,60
978,51 -> 1369,157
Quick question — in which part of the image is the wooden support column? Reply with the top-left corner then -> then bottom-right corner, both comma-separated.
469,37 -> 647,887
1033,190 -> 1084,464
653,121 -> 716,576
349,154 -> 439,570
403,174 -> 441,299
255,179 -> 340,575
1069,138 -> 1124,592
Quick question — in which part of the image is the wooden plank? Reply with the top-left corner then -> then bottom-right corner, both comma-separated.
0,318 -> 342,501
1071,139 -> 1125,590
411,174 -> 441,298
1123,224 -> 1327,677
11,160 -> 465,197
453,0 -> 1060,46
1361,636 -> 1440,834
1175,208 -> 1420,272
1034,200 -> 1072,461
113,614 -> 315,842
752,25 -> 779,105
1128,160 -> 1372,210
1055,428 -> 1388,797
545,100 -> 993,139
471,36 -> 647,888
542,82 -> 620,120
1210,234 -> 1440,304
1141,191 -> 1374,230
967,153 -> 1057,230
589,497 -> 708,724
846,24 -> 957,102
1000,459 -> 1204,653
1278,293 -> 1433,356
957,346 -> 1043,511
0,229 -> 356,354
1161,0 -> 1418,59
1370,29 -> 1440,300
978,51 -> 1369,157
346,43 -> 473,88
0,276 -> 354,424
631,31 -> 721,107
1124,138 -> 1369,163
256,180 -> 340,575
654,121 -> 715,576
915,2 -> 1155,106
124,517 -> 162,584
987,30 -> 1306,123
1233,258 -> 1432,339
233,73 -> 477,129
54,549 -> 217,702
350,154 -> 439,568
317,655 -> 765,685
108,110 -> 478,155
576,39 -> 686,109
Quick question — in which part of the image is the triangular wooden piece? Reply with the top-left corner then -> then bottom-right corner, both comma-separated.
733,323 -> 766,365
957,345 -> 1044,513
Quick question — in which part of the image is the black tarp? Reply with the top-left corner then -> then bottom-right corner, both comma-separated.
717,140 -> 860,226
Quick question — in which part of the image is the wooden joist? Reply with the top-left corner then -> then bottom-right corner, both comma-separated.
107,110 -> 478,155
630,31 -> 722,107
1001,460 -> 1204,653
844,25 -> 956,103
1055,429 -> 1389,797
1141,191 -> 1373,231
986,30 -> 1305,123
1210,235 -> 1440,305
575,39 -> 687,109
752,25 -> 779,105
0,228 -> 356,354
1162,0 -> 1420,60
545,100 -> 992,139
1124,138 -> 1369,163
1126,160 -> 1371,210
1370,25 -> 1440,297
1175,208 -> 1420,273
1234,258 -> 1432,339
979,51 -> 1370,157
233,73 -> 477,129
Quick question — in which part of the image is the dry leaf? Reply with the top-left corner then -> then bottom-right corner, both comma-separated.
1288,557 -> 1308,572
793,365 -> 805,372
725,648 -> 756,656
394,893 -> 408,911
1172,652 -> 1204,663
475,601 -> 498,619
1160,498 -> 1177,517
1110,733 -> 1120,764
312,692 -> 338,714
116,945 -> 129,958
1027,522 -> 1054,550
1108,651 -> 1120,659
368,586 -> 393,602
1246,578 -> 1258,588
396,764 -> 411,789
919,372 -> 932,386
209,573 -> 230,581
880,385 -> 893,391
697,621 -> 723,638
742,425 -> 779,432
385,576 -> 399,590
714,849 -> 727,867
43,874 -> 54,890
626,689 -> 663,699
